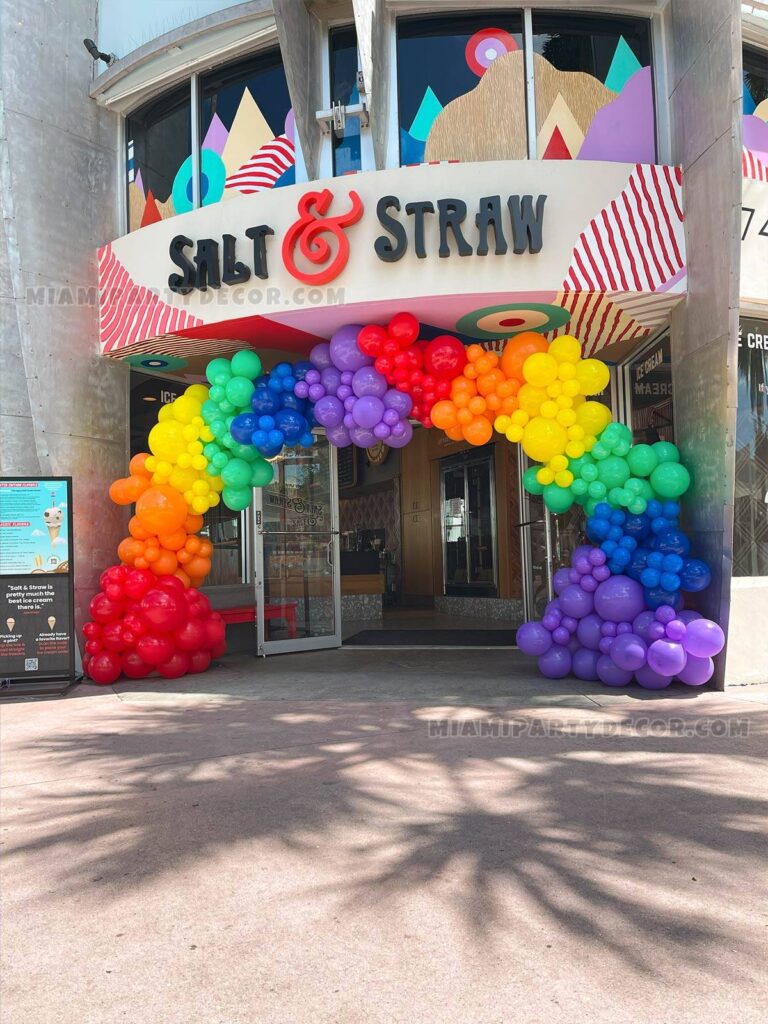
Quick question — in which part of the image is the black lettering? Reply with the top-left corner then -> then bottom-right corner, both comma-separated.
404,201 -> 435,259
437,199 -> 472,258
245,225 -> 274,280
168,235 -> 195,294
193,238 -> 221,290
222,233 -> 251,285
475,196 -> 508,256
508,194 -> 546,254
374,196 -> 407,262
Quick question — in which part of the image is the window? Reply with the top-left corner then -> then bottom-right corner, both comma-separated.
734,318 -> 768,577
126,86 -> 191,232
201,505 -> 248,587
743,46 -> 768,117
397,13 -> 524,165
626,335 -> 673,444
532,13 -> 654,162
330,26 -> 363,175
441,448 -> 497,596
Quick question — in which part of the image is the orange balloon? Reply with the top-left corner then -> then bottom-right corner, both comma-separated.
500,332 -> 549,382
135,485 -> 187,535
463,417 -> 493,446
430,400 -> 458,430
129,452 -> 152,478
151,549 -> 179,575
184,513 -> 205,534
185,535 -> 202,555
128,515 -> 153,540
178,549 -> 191,565
444,426 -> 464,441
117,537 -> 144,564
185,556 -> 212,580
198,540 -> 213,558
135,557 -> 149,570
158,528 -> 187,551
175,569 -> 192,588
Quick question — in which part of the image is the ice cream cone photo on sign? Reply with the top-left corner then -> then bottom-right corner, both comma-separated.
5,618 -> 14,632
43,505 -> 63,543
47,617 -> 56,630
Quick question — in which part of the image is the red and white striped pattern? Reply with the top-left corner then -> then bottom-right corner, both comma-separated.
101,335 -> 245,360
743,147 -> 768,182
225,134 -> 295,195
563,164 -> 685,294
547,291 -> 647,356
98,244 -> 203,353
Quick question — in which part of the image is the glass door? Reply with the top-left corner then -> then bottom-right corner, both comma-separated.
440,449 -> 498,597
253,433 -> 341,655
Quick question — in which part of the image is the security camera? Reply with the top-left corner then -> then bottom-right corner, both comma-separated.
83,38 -> 116,66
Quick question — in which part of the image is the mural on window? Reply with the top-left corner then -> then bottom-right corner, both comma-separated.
532,14 -> 654,162
743,46 -> 768,181
201,51 -> 295,202
126,87 -> 191,232
397,14 -> 524,165
330,26 -> 362,175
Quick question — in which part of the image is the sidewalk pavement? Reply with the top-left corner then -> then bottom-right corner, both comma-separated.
2,650 -> 767,1024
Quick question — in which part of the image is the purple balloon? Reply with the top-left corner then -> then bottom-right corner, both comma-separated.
647,621 -> 666,641
581,575 -> 598,593
538,645 -> 572,679
632,610 -> 656,640
383,388 -> 413,418
517,621 -> 553,656
326,422 -> 351,447
601,621 -> 617,637
349,425 -> 378,447
682,618 -> 725,658
597,655 -> 633,687
599,637 -> 614,655
610,632 -> 647,671
572,545 -> 592,563
373,422 -> 391,439
678,610 -> 702,625
594,575 -> 645,623
309,343 -> 332,369
294,380 -> 310,399
340,371 -> 354,386
305,369 -> 321,385
665,619 -> 686,641
677,653 -> 714,686
343,413 -> 356,429
574,556 -> 591,575
588,548 -> 607,566
560,584 -> 594,620
382,408 -> 400,427
337,385 -> 353,401
343,396 -> 357,412
352,365 -> 388,398
313,395 -> 344,428
635,664 -> 673,689
576,613 -> 603,651
561,615 -> 578,633
542,613 -> 560,632
329,324 -> 370,372
308,383 -> 326,402
655,604 -> 676,624
552,567 -> 572,596
572,646 -> 600,680
593,564 -> 611,582
386,420 -> 414,448
568,569 -> 581,584
320,367 -> 342,394
616,621 -> 632,635
647,639 -> 687,676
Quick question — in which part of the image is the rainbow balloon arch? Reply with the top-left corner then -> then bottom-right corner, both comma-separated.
83,313 -> 724,688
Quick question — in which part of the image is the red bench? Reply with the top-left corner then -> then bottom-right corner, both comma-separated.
218,603 -> 297,639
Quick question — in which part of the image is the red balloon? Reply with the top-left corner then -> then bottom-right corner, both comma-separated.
357,324 -> 387,356
204,617 -> 226,650
89,592 -> 124,624
388,312 -> 419,347
124,568 -> 154,600
85,639 -> 102,654
424,336 -> 467,380
100,565 -> 130,590
101,621 -> 127,652
122,651 -> 154,679
139,589 -> 186,633
189,650 -> 212,674
155,575 -> 186,595
122,612 -> 146,638
104,583 -> 125,602
87,650 -> 122,685
82,621 -> 101,639
211,640 -> 227,659
136,633 -> 175,666
174,619 -> 207,652
157,651 -> 191,679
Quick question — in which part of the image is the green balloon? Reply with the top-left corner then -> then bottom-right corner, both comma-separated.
626,443 -> 658,477
650,461 -> 690,498
202,399 -> 220,422
591,442 -> 609,461
581,463 -> 598,482
652,441 -> 679,464
608,487 -> 626,507
233,443 -> 258,462
588,481 -> 607,499
571,478 -> 588,497
210,419 -> 227,439
230,350 -> 262,380
221,457 -> 252,489
585,498 -> 599,517
613,440 -> 631,457
225,376 -> 255,408
597,455 -> 630,489
222,485 -> 252,511
625,477 -> 643,495
637,479 -> 655,502
218,399 -> 235,415
206,357 -> 232,386
543,483 -> 574,514
600,422 -> 632,450
250,459 -> 274,487
208,384 -> 226,403
203,442 -> 220,460
628,498 -> 647,515
212,451 -> 229,469
221,434 -> 237,450
523,466 -> 544,495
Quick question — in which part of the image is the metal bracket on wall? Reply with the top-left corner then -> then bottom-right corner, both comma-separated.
316,99 -> 370,137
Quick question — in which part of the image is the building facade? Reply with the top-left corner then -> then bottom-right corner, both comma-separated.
1,0 -> 766,684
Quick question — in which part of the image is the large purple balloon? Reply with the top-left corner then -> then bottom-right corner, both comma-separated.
329,325 -> 370,372
352,395 -> 385,429
647,639 -> 687,676
383,388 -> 413,418
559,584 -> 594,620
572,646 -> 600,680
385,420 -> 414,449
594,575 -> 645,623
678,610 -> 702,625
517,621 -> 553,656
326,422 -> 352,447
635,664 -> 673,689
538,645 -> 572,679
349,425 -> 378,447
610,632 -> 647,671
313,395 -> 344,428
320,367 -> 342,394
552,568 -> 572,596
677,652 -> 714,686
352,365 -> 388,398
596,655 -> 633,687
682,618 -> 725,658
310,342 -> 332,369
576,612 -> 603,651
632,610 -> 656,641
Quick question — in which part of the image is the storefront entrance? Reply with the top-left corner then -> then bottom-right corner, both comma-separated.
253,433 -> 342,655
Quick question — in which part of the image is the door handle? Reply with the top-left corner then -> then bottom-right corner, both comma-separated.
326,540 -> 333,567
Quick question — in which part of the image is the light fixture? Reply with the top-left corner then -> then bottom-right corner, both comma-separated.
142,396 -> 158,402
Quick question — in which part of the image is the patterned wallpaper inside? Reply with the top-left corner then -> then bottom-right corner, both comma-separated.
339,480 -> 402,575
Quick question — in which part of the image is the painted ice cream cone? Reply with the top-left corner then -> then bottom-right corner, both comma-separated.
6,618 -> 15,632
48,616 -> 56,630
47,524 -> 61,543
44,506 -> 63,544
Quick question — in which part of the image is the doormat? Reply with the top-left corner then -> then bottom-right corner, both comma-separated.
343,629 -> 517,647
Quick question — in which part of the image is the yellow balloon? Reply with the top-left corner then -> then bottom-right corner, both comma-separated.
185,384 -> 210,403
505,424 -> 524,443
550,454 -> 568,472
518,384 -> 548,416
494,415 -> 511,433
549,335 -> 582,364
540,400 -> 558,419
523,352 -> 558,388
555,470 -> 574,488
149,421 -> 187,462
172,395 -> 202,424
537,467 -> 555,485
566,440 -> 585,458
575,358 -> 610,395
511,409 -> 529,427
169,466 -> 198,493
157,405 -> 173,422
522,417 -> 568,463
576,401 -> 612,437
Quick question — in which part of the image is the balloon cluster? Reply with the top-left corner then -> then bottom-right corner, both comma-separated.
296,325 -> 414,449
83,567 -> 226,685
517,544 -> 725,688
200,351 -> 275,512
144,384 -> 222,515
356,312 -> 468,427
431,344 -> 522,446
230,361 -> 315,461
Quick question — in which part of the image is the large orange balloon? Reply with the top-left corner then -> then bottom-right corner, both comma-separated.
135,485 -> 188,535
500,332 -> 549,382
463,417 -> 493,446
129,452 -> 152,478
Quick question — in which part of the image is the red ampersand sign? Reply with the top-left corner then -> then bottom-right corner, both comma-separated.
282,189 -> 364,285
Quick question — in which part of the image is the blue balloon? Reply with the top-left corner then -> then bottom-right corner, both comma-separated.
627,549 -> 649,581
660,572 -> 681,592
641,568 -> 661,588
680,558 -> 712,592
258,415 -> 276,431
251,386 -> 281,415
230,413 -> 258,443
647,551 -> 664,569
646,500 -> 663,518
624,513 -> 651,541
299,431 -> 315,447
644,585 -> 683,610
662,553 -> 684,574
654,528 -> 691,558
